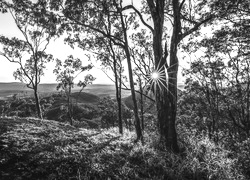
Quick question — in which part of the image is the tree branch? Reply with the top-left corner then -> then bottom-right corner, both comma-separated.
122,5 -> 154,33
181,15 -> 214,41
179,0 -> 186,13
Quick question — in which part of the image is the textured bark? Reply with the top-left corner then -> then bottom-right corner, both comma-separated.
119,5 -> 143,141
164,0 -> 181,152
118,73 -> 122,133
113,56 -> 123,134
34,88 -> 43,119
139,78 -> 144,130
34,55 -> 43,120
147,0 -> 179,152
125,48 -> 143,141
67,87 -> 73,126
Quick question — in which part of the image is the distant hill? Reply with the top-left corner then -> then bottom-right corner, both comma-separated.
0,83 -> 131,99
0,82 -> 185,100
71,92 -> 100,104
50,92 -> 100,107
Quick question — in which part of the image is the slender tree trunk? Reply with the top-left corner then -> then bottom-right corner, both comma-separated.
119,8 -> 142,141
139,78 -> 144,130
114,56 -> 123,134
246,64 -> 250,134
34,87 -> 43,119
109,37 -> 123,134
118,70 -> 122,132
125,48 -> 143,141
34,55 -> 43,119
67,87 -> 73,125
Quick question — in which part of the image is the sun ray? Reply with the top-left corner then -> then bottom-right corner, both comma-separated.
147,62 -> 179,100
166,62 -> 179,69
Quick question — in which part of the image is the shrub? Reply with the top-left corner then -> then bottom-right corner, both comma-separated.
177,125 -> 246,180
74,104 -> 100,120
235,138 -> 250,179
98,97 -> 118,128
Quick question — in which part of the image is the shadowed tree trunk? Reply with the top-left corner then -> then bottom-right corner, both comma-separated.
147,0 -> 213,152
125,47 -> 143,141
119,4 -> 142,141
67,86 -> 73,126
139,77 -> 144,131
147,0 -> 179,152
34,87 -> 43,119
113,50 -> 123,134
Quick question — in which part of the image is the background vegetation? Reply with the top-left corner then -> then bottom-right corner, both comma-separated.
0,0 -> 250,179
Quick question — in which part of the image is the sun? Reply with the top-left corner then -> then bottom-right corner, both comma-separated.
151,71 -> 159,80
147,68 -> 167,94
146,61 -> 178,99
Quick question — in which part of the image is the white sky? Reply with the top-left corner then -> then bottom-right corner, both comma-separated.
0,10 -> 115,84
0,0 -> 186,84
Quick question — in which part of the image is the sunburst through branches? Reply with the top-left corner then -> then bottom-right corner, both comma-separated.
147,62 -> 178,99
148,66 -> 168,94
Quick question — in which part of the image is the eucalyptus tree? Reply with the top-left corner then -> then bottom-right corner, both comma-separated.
63,5 -> 126,134
122,0 -> 216,151
50,0 -> 143,141
84,36 -> 125,134
0,0 -> 58,119
48,0 -> 223,151
131,29 -> 155,131
53,55 -> 93,125
184,0 -> 250,140
98,42 -> 125,134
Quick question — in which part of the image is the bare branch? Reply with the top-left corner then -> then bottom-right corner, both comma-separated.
179,0 -> 186,12
122,5 -> 154,33
181,15 -> 214,41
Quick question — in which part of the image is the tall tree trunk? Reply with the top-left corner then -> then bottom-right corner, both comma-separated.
114,56 -> 123,134
163,0 -> 181,152
67,87 -> 73,125
139,77 -> 144,130
34,56 -> 43,119
125,48 -> 143,141
149,0 -> 168,146
34,87 -> 43,119
119,7 -> 142,141
109,37 -> 123,134
166,45 -> 179,152
148,0 -> 179,152
118,68 -> 122,132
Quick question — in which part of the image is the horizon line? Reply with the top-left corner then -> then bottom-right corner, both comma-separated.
0,81 -> 185,85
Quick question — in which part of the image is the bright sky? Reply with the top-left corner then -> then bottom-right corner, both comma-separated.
0,0 -> 186,85
0,10 -> 115,84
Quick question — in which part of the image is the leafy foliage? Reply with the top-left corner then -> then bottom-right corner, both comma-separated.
98,96 -> 133,129
53,55 -> 94,125
0,0 -> 58,118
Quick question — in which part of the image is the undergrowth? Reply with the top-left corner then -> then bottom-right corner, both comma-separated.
0,117 -> 247,180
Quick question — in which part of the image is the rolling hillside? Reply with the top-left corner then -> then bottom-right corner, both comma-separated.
0,83 -> 131,100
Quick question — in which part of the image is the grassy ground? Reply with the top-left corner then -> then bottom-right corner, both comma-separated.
0,117 -> 246,180
0,117 -> 176,180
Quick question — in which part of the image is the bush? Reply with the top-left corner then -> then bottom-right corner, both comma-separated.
235,138 -> 250,179
177,125 -> 246,180
74,104 -> 100,120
